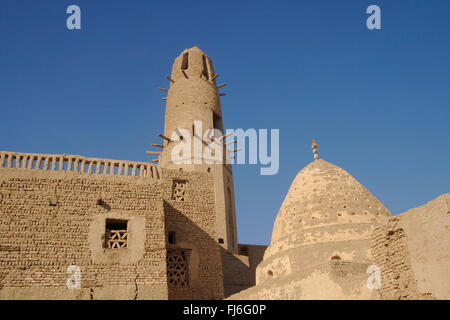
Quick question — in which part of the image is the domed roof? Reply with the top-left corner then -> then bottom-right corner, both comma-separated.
264,158 -> 391,259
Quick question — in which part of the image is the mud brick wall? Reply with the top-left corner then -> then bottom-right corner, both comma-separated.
0,166 -> 224,300
0,168 -> 167,299
369,217 -> 421,300
162,169 -> 224,300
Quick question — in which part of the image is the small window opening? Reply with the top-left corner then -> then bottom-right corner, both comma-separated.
105,219 -> 128,249
218,238 -> 224,244
267,270 -> 273,276
202,55 -> 209,80
168,231 -> 176,245
213,112 -> 222,131
181,52 -> 189,70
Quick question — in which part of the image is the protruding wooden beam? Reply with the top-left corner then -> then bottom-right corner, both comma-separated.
217,83 -> 226,88
158,88 -> 168,91
211,74 -> 220,81
162,97 -> 167,100
182,70 -> 189,79
158,134 -> 171,142
218,132 -> 232,141
166,76 -> 174,83
225,139 -> 237,145
219,93 -> 226,96
151,144 -> 164,148
146,151 -> 161,155
230,148 -> 241,153
151,159 -> 159,163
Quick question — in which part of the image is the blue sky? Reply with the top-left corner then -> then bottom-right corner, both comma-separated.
1,1 -> 449,245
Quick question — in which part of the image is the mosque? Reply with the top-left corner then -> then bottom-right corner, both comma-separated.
0,47 -> 448,299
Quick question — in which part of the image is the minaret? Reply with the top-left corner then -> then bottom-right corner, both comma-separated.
157,46 -> 238,254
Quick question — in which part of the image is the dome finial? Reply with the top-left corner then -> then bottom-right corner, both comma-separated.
312,139 -> 319,160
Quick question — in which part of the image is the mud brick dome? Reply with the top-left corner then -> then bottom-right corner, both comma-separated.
258,159 -> 391,284
267,160 -> 390,258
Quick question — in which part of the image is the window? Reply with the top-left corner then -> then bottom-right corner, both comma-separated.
202,55 -> 209,80
218,238 -> 224,244
227,186 -> 235,248
213,112 -> 222,131
167,249 -> 189,287
172,180 -> 187,202
168,231 -> 176,245
181,52 -> 189,70
105,219 -> 128,249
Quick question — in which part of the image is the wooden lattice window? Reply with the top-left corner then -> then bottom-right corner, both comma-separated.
166,249 -> 189,287
105,219 -> 128,249
172,180 -> 187,202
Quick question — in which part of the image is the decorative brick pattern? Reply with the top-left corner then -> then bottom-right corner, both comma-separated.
166,249 -> 188,287
106,230 -> 128,249
172,180 -> 187,202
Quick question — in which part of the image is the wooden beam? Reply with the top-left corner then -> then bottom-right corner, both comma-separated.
162,97 -> 167,100
229,148 -> 241,153
218,132 -> 232,141
146,151 -> 161,155
158,134 -> 171,142
151,159 -> 159,163
219,93 -> 226,96
217,83 -> 226,88
158,88 -> 168,91
225,139 -> 237,145
151,144 -> 164,148
211,74 -> 220,81
166,76 -> 174,83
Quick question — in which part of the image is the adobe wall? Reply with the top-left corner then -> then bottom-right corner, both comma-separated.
397,194 -> 450,299
163,169 -> 225,300
0,151 -> 225,300
369,217 -> 424,299
221,244 -> 267,298
227,260 -> 378,300
0,167 -> 167,300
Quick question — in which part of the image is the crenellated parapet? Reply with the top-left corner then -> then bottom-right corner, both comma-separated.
0,151 -> 160,179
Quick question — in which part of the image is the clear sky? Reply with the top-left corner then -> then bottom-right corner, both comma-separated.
1,1 -> 449,245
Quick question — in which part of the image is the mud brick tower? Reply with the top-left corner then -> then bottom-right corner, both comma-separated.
157,46 -> 238,254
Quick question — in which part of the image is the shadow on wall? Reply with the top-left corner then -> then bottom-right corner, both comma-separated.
220,245 -> 268,298
163,200 -> 225,300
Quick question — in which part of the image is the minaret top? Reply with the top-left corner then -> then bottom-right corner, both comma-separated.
170,46 -> 216,83
312,139 -> 319,160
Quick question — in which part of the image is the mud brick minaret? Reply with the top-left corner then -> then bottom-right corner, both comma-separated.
157,46 -> 238,254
